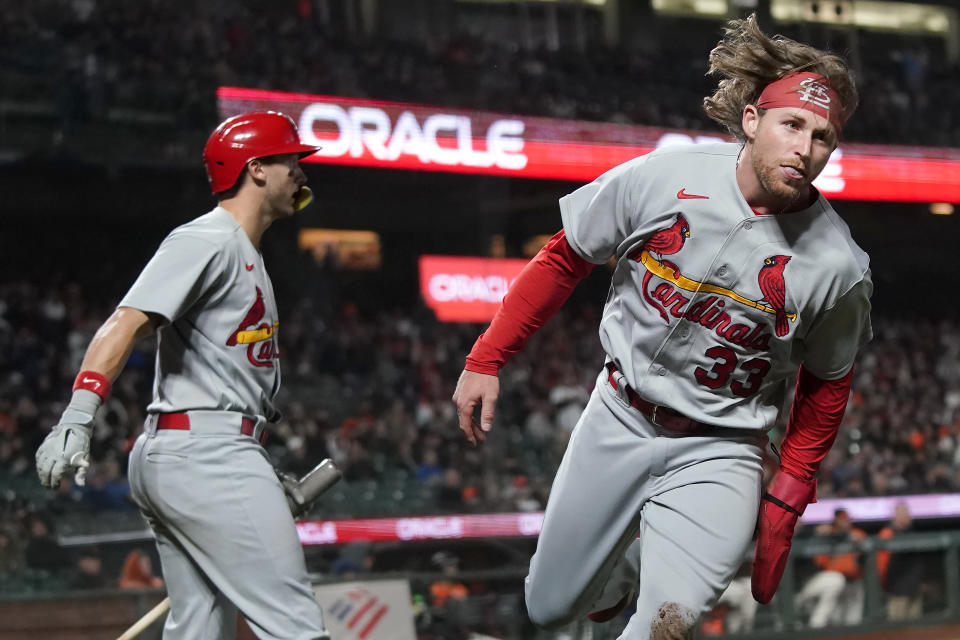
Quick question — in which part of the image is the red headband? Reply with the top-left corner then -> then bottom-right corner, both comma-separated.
756,72 -> 843,132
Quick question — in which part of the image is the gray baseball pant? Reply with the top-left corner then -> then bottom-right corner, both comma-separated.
128,412 -> 328,640
525,370 -> 764,639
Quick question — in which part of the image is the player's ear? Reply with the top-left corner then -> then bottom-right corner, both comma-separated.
742,105 -> 760,142
246,158 -> 268,186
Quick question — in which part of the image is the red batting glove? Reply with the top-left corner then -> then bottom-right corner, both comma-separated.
751,470 -> 817,604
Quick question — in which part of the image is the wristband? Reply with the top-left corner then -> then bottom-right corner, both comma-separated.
73,370 -> 112,401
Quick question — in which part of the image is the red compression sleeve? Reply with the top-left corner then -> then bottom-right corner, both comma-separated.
778,365 -> 855,480
465,230 -> 595,375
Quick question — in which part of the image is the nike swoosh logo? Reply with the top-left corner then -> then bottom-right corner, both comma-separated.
677,188 -> 709,199
81,377 -> 101,390
246,264 -> 254,271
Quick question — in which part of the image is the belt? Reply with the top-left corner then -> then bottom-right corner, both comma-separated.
156,413 -> 268,445
606,364 -> 724,436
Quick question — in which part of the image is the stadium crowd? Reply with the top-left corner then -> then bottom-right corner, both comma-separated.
2,273 -> 960,583
2,0 -> 960,148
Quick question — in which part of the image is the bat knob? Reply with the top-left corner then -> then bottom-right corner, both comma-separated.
298,459 -> 342,503
284,459 -> 342,518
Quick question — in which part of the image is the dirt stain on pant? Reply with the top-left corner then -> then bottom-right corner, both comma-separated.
649,602 -> 696,640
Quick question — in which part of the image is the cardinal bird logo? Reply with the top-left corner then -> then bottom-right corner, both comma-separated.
226,287 -> 266,347
644,213 -> 690,265
226,287 -> 278,367
757,255 -> 792,337
633,213 -> 691,321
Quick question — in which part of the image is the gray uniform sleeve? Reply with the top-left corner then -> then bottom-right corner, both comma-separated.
119,231 -> 224,323
558,155 -> 649,264
800,272 -> 873,380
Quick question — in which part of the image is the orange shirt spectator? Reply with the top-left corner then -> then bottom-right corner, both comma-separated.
118,550 -> 164,589
429,551 -> 469,607
813,510 -> 867,580
430,580 -> 469,607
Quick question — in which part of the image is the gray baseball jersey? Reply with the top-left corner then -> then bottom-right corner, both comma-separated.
524,143 -> 872,639
121,206 -> 282,421
123,206 -> 327,639
560,142 -> 872,429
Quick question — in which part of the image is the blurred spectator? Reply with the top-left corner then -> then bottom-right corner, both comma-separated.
549,373 -> 589,435
795,509 -> 867,628
507,476 -> 541,513
81,457 -> 133,511
342,439 -> 378,481
117,549 -> 164,589
24,515 -> 71,573
416,448 -> 445,485
437,468 -> 465,512
427,551 -> 472,640
72,546 -> 109,590
0,525 -> 25,576
878,503 -> 924,621
330,542 -> 375,578
429,551 -> 468,608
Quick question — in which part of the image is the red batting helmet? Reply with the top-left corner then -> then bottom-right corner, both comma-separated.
203,111 -> 321,194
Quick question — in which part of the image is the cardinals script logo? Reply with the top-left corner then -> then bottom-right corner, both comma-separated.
225,286 -> 279,367
630,215 -> 796,347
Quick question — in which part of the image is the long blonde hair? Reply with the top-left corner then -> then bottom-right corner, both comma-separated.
703,14 -> 858,140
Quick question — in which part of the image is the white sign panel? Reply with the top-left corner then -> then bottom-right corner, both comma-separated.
314,579 -> 416,640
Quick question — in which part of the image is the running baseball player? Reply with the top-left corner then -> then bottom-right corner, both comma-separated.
453,15 -> 871,639
35,111 -> 329,640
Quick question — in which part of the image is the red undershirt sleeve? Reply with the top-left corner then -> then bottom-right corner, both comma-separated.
464,230 -> 596,375
778,365 -> 855,481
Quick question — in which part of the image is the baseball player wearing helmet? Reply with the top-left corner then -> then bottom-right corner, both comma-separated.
453,16 -> 872,639
35,111 -> 329,639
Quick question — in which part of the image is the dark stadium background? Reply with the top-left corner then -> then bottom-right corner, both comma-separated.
4,1 -> 960,639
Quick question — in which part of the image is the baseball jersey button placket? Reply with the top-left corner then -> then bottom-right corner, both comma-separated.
744,221 -> 753,230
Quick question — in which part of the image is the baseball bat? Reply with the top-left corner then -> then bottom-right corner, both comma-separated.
116,598 -> 170,640
114,459 -> 342,640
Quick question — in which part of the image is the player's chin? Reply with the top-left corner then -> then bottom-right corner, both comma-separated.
771,179 -> 802,200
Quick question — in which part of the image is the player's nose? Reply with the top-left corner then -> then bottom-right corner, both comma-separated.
794,132 -> 812,159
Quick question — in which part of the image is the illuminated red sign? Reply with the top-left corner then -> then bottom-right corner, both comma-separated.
297,512 -> 545,545
419,255 -> 529,323
294,492 -> 960,545
219,86 -> 960,202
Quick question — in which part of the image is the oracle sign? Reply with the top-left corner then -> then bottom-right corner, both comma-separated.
299,104 -> 527,170
219,86 -> 960,202
295,512 -> 543,545
396,516 -> 465,541
419,255 -> 530,323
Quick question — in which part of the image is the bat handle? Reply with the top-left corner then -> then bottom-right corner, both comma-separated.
115,597 -> 170,640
